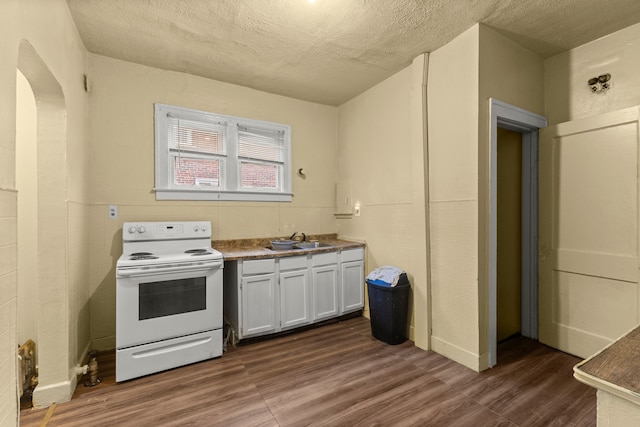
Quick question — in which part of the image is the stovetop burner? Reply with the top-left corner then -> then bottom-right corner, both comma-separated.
124,249 -> 216,263
185,249 -> 210,254
129,254 -> 159,260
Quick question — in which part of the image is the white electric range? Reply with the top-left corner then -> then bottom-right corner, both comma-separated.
115,221 -> 223,382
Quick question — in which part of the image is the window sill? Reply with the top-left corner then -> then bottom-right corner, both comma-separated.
154,188 -> 293,202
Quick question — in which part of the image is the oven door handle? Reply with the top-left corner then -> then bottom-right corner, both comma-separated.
117,261 -> 223,277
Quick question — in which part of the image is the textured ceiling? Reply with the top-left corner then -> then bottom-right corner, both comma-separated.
67,0 -> 640,105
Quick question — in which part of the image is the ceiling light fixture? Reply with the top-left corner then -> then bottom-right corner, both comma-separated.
588,73 -> 611,93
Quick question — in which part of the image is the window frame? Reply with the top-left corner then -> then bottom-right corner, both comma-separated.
154,103 -> 292,202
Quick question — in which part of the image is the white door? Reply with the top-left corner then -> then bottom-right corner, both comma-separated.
312,265 -> 339,321
539,106 -> 640,358
341,260 -> 364,313
280,269 -> 310,330
241,273 -> 276,337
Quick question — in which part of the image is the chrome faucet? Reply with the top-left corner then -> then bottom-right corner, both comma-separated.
288,232 -> 306,242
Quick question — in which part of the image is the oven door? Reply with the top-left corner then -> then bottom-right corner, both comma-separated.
116,262 -> 223,349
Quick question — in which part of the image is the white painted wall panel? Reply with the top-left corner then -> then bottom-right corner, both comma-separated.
554,123 -> 637,256
539,106 -> 640,358
429,201 -> 479,352
553,271 -> 637,338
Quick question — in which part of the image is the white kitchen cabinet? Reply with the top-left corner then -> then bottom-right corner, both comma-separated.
223,258 -> 277,339
241,273 -> 276,337
223,246 -> 364,342
279,256 -> 310,330
312,252 -> 339,322
340,248 -> 364,313
240,259 -> 277,337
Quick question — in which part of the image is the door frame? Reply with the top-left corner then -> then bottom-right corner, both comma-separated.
489,99 -> 547,367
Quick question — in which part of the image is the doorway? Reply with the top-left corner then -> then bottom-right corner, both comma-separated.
16,39 -> 70,408
496,127 -> 522,343
16,69 -> 38,346
16,69 -> 39,407
488,99 -> 547,367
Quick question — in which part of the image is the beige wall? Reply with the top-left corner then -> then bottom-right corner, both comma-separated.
427,24 -> 544,370
0,191 -> 17,426
427,25 -> 481,369
87,54 -> 339,350
1,0 -> 90,421
0,11 -> 19,419
545,23 -> 640,125
336,55 -> 429,347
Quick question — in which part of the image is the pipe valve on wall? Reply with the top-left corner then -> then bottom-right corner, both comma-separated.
84,350 -> 101,387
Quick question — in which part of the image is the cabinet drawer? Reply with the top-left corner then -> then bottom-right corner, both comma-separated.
279,255 -> 308,271
341,248 -> 364,263
242,258 -> 276,275
312,252 -> 337,267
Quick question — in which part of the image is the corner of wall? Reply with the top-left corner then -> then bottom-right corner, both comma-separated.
430,335 -> 484,372
32,378 -> 75,409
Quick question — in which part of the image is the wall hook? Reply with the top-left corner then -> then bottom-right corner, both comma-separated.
297,168 -> 306,178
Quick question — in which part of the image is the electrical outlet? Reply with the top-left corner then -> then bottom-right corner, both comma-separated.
108,205 -> 118,219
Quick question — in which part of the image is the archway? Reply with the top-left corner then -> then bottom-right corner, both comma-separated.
16,40 -> 71,407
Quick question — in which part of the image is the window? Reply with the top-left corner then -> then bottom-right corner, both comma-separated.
154,104 -> 292,201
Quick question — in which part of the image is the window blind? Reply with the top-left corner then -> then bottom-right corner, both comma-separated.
167,116 -> 226,156
237,124 -> 284,164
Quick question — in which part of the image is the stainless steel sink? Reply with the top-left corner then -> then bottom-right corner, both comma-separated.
293,241 -> 333,249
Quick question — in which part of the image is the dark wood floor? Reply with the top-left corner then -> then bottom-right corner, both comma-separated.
20,317 -> 596,426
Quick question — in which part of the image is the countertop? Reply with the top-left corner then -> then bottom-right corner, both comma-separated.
212,234 -> 365,261
573,325 -> 640,405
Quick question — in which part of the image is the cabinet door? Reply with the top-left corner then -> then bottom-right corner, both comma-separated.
341,260 -> 364,313
312,265 -> 339,321
241,273 -> 276,337
280,269 -> 310,330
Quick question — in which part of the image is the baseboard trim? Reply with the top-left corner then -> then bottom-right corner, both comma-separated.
539,324 -> 612,359
31,341 -> 94,409
32,380 -> 73,408
431,335 -> 482,372
92,335 -> 116,352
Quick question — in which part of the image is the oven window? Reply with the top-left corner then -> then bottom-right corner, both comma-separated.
139,277 -> 206,320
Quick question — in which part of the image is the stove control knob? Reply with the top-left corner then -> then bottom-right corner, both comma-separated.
137,226 -> 146,233
193,225 -> 200,232
128,226 -> 137,234
201,224 -> 208,231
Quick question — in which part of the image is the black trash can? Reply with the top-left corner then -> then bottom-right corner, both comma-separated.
367,273 -> 410,345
